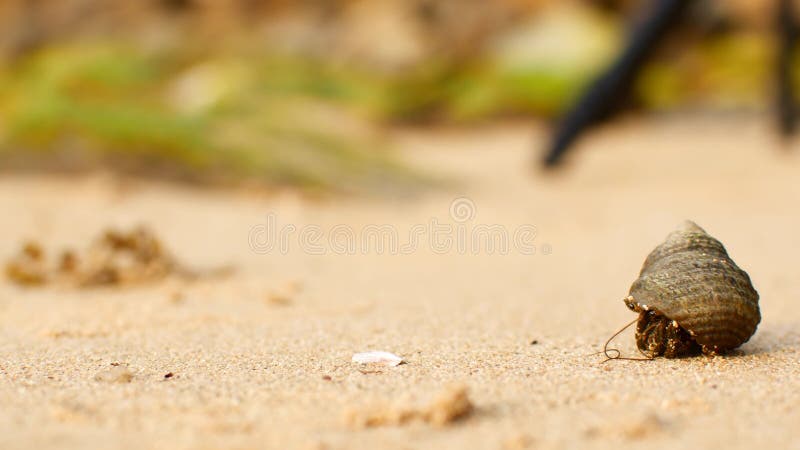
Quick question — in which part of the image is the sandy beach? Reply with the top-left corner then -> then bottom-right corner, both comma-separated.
1,114 -> 799,450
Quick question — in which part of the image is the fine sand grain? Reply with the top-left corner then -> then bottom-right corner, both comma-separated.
1,114 -> 799,449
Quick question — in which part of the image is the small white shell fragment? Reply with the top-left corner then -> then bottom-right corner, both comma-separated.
351,351 -> 404,366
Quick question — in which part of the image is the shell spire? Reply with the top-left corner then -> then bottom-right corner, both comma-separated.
676,220 -> 705,233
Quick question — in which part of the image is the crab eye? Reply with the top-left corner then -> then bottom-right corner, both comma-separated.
624,296 -> 637,311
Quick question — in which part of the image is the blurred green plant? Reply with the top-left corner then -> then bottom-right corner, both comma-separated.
0,39 -> 607,191
0,45 -> 420,192
0,22 -> 785,191
636,33 -> 771,110
0,5 -> 619,190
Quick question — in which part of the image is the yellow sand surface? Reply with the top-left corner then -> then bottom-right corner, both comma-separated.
1,115 -> 798,449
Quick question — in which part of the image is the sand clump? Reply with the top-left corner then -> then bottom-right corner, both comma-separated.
4,226 -> 228,288
585,413 -> 668,441
265,281 -> 303,306
503,434 -> 535,450
345,385 -> 474,429
94,365 -> 134,383
4,242 -> 48,285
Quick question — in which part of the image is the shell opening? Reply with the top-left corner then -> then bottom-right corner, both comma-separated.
635,311 -> 701,358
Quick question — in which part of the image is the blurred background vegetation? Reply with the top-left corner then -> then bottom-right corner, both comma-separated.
0,0 -> 785,191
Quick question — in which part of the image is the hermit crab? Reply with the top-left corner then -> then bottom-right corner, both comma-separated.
612,221 -> 760,359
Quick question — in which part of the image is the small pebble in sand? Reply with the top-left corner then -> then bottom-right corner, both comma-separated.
266,291 -> 293,306
168,290 -> 186,304
94,366 -> 134,383
265,280 -> 304,306
284,280 -> 304,294
503,434 -> 535,450
351,351 -> 404,367
345,385 -> 474,428
164,372 -> 174,379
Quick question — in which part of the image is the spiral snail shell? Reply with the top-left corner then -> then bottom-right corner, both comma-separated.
624,221 -> 760,358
